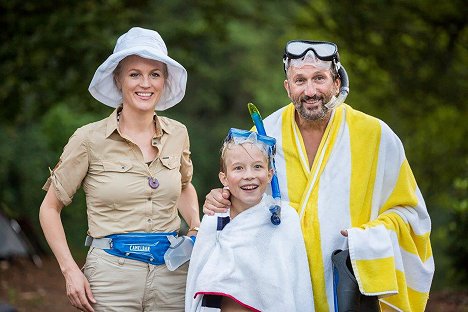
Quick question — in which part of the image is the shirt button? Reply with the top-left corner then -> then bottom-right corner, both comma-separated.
147,219 -> 152,223
147,197 -> 151,201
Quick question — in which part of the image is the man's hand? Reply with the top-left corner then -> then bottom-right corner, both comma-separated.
203,188 -> 231,215
64,266 -> 96,312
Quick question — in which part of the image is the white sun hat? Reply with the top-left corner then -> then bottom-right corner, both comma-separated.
88,27 -> 187,111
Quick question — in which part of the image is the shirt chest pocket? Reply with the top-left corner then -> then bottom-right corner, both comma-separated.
102,161 -> 133,173
87,161 -> 137,206
159,156 -> 180,170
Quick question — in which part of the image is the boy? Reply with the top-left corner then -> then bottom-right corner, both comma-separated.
185,128 -> 314,311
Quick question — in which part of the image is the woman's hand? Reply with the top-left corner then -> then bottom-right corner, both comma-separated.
39,188 -> 96,311
203,188 -> 231,215
63,266 -> 96,312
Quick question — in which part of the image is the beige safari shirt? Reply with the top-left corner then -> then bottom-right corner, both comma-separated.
43,107 -> 193,238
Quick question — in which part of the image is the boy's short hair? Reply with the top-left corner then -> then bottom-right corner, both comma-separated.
219,129 -> 276,173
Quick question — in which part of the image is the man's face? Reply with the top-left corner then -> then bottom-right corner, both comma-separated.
284,65 -> 340,121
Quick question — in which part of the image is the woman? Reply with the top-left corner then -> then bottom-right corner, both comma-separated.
39,27 -> 200,312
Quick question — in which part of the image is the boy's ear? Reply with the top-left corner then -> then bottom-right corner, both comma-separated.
267,168 -> 274,183
219,172 -> 229,187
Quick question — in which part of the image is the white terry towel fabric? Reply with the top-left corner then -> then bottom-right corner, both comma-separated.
185,195 -> 314,311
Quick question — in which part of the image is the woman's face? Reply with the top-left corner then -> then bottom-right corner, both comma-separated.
115,55 -> 166,113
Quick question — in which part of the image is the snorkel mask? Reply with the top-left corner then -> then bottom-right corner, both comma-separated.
283,40 -> 350,109
223,128 -> 276,169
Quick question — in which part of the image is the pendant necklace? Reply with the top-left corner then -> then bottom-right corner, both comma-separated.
148,177 -> 159,189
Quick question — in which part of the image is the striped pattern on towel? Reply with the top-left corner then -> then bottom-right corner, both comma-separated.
262,103 -> 434,312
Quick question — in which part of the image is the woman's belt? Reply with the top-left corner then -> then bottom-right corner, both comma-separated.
85,232 -> 176,265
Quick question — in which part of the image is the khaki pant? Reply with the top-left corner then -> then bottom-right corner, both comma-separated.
83,247 -> 188,311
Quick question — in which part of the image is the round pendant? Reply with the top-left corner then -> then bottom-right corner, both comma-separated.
148,177 -> 159,189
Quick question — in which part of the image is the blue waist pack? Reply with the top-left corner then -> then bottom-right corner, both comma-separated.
103,232 -> 176,265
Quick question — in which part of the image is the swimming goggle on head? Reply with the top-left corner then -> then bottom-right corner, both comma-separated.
285,40 -> 338,60
223,128 -> 276,161
282,40 -> 350,109
283,40 -> 339,72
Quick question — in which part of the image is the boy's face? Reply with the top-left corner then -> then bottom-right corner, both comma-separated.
219,143 -> 273,210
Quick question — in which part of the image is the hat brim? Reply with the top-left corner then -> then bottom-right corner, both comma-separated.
88,47 -> 187,111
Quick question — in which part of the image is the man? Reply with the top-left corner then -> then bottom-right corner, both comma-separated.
204,40 -> 434,311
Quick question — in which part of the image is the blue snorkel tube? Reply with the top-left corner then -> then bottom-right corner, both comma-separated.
248,103 -> 281,225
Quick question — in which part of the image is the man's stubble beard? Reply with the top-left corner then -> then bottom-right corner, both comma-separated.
292,94 -> 334,121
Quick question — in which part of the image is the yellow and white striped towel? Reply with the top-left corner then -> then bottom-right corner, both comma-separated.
262,103 -> 434,311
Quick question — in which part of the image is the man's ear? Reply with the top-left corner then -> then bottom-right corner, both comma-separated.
219,172 -> 228,187
284,79 -> 291,98
334,77 -> 341,95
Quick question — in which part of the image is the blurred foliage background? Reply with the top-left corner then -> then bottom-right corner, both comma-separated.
0,0 -> 466,291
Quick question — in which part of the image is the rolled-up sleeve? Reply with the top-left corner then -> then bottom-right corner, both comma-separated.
42,128 -> 89,206
180,129 -> 193,189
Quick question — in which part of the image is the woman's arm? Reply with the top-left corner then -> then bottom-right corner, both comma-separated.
177,182 -> 200,236
39,187 -> 96,312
